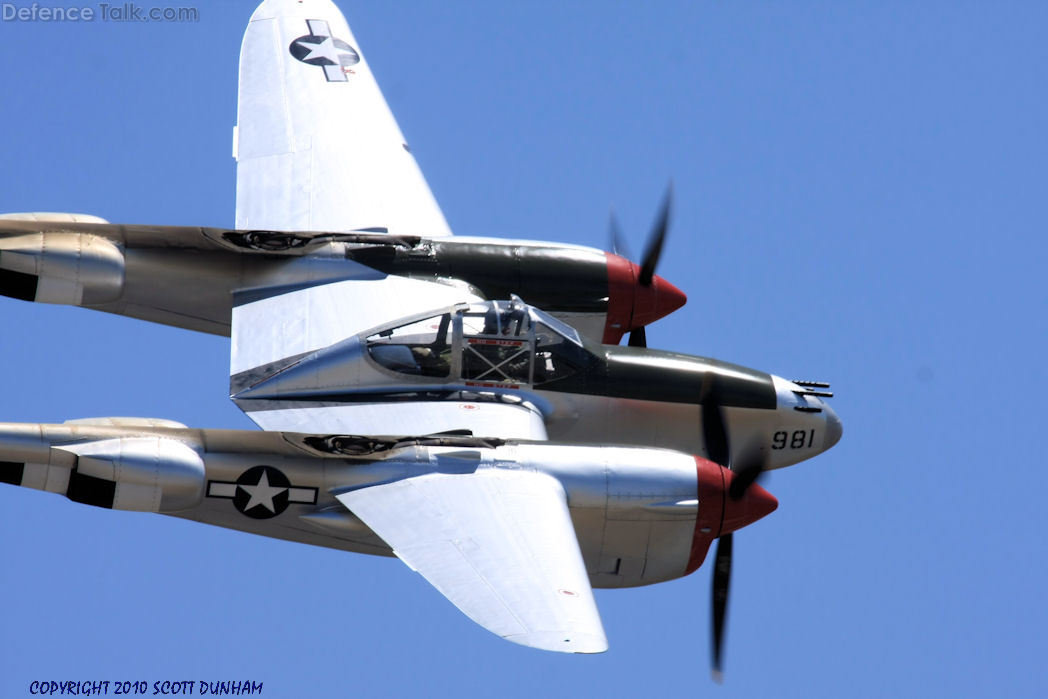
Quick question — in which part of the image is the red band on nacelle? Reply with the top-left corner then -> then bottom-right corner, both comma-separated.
686,456 -> 726,574
603,252 -> 636,344
685,457 -> 779,575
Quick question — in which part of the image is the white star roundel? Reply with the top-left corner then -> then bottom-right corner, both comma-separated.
206,465 -> 318,520
289,19 -> 360,82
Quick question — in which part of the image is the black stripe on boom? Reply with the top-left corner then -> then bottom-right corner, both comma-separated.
0,461 -> 25,486
67,470 -> 116,509
0,267 -> 39,302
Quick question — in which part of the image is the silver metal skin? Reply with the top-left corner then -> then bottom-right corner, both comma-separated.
57,437 -> 205,512
233,300 -> 842,472
0,220 -> 617,339
0,230 -> 125,305
538,386 -> 840,472
0,422 -> 709,589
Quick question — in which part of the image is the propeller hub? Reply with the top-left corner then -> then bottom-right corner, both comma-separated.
686,457 -> 778,574
721,472 -> 777,535
603,252 -> 687,343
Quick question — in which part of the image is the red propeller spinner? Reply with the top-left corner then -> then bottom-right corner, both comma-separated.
603,251 -> 687,344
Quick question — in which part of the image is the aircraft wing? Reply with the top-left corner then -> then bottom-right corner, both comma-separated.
336,468 -> 607,653
236,0 -> 452,236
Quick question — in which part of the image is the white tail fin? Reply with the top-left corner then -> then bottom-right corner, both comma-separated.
235,0 -> 452,236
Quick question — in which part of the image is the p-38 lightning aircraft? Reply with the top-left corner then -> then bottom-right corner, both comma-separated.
0,0 -> 841,677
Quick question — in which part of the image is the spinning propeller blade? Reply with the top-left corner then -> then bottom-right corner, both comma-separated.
638,185 -> 672,286
728,458 -> 765,500
711,532 -> 733,684
700,375 -> 768,682
609,185 -> 676,348
608,207 -> 630,259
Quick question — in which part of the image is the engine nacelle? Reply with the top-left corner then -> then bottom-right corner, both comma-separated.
0,232 -> 124,305
57,437 -> 205,513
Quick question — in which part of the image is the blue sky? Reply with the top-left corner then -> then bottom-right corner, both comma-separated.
1,1 -> 1046,697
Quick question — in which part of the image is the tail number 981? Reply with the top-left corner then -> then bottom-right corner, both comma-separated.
772,429 -> 815,450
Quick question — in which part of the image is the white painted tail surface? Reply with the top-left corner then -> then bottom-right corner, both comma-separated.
235,0 -> 452,236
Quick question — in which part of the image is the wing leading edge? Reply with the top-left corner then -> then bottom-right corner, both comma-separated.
337,468 -> 608,653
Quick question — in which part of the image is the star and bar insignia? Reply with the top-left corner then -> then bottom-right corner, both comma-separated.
289,19 -> 360,82
207,465 -> 317,519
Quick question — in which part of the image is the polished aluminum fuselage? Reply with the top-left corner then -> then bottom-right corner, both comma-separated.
232,321 -> 842,472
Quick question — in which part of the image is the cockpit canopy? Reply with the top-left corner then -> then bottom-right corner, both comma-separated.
365,299 -> 588,386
